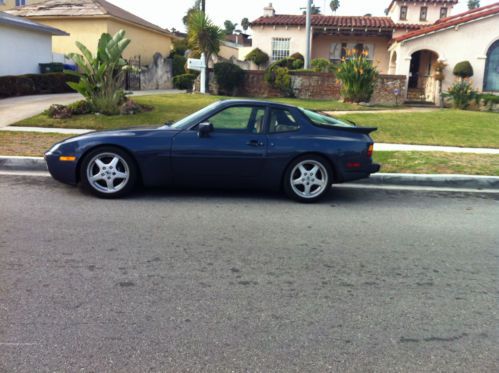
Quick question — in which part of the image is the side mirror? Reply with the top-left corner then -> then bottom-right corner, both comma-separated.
198,122 -> 214,137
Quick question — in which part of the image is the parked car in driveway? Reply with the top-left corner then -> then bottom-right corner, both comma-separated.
45,99 -> 380,202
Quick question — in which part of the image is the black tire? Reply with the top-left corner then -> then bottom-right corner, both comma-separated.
283,155 -> 333,203
79,146 -> 138,199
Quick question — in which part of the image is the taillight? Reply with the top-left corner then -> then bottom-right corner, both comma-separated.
367,144 -> 374,158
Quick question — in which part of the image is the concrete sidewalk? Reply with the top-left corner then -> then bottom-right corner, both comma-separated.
0,90 -> 184,128
1,125 -> 498,155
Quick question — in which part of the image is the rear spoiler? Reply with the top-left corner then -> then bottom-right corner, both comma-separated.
315,124 -> 377,134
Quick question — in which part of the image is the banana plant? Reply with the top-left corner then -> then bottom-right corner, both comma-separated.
66,30 -> 136,115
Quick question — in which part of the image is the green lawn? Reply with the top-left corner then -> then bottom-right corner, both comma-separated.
339,110 -> 499,148
15,94 -> 372,130
374,151 -> 499,176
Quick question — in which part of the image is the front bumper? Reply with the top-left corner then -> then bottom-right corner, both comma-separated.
44,153 -> 78,185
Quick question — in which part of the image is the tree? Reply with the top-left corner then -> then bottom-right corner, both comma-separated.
223,20 -> 237,35
330,0 -> 340,13
187,10 -> 224,66
468,0 -> 480,9
241,17 -> 249,31
67,30 -> 134,115
302,6 -> 321,15
183,0 -> 202,26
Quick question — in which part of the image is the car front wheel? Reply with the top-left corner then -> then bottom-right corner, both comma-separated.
80,147 -> 137,198
284,155 -> 332,203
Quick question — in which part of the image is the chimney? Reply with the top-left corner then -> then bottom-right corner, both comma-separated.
263,3 -> 275,17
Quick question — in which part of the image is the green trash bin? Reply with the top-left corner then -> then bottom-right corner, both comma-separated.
39,63 -> 64,74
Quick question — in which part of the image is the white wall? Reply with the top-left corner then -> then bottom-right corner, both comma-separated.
0,24 -> 54,76
392,14 -> 499,97
251,25 -> 308,61
388,1 -> 455,24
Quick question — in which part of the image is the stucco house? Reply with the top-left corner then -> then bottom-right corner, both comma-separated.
5,0 -> 178,65
250,1 -> 499,104
0,11 -> 67,76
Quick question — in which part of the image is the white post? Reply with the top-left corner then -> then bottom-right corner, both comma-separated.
200,53 -> 206,94
304,0 -> 312,69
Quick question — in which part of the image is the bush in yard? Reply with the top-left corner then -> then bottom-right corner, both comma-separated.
173,73 -> 196,90
290,52 -> 304,62
67,100 -> 92,115
119,99 -> 153,115
264,60 -> 294,97
291,59 -> 304,70
446,80 -> 478,109
0,73 -> 77,98
172,54 -> 188,76
336,49 -> 378,103
311,58 -> 336,73
214,62 -> 245,96
245,48 -> 270,69
453,61 -> 474,80
47,104 -> 72,119
67,30 -> 136,115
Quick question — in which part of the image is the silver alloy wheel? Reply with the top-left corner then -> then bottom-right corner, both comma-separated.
86,152 -> 130,194
290,160 -> 328,199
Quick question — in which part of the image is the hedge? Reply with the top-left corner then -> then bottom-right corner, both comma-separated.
0,73 -> 78,98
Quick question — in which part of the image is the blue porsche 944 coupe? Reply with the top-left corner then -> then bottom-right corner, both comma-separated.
45,99 -> 380,202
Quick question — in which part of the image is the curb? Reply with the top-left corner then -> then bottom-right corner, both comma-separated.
1,156 -> 498,190
0,156 -> 47,171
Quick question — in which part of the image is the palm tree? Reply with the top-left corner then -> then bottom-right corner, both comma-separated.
467,0 -> 480,10
330,0 -> 340,13
187,10 -> 224,68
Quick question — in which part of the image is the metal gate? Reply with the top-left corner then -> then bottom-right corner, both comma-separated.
125,55 -> 141,91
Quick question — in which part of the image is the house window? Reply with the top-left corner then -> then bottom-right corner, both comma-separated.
484,40 -> 499,92
420,7 -> 428,21
271,38 -> 290,62
330,43 -> 374,63
440,7 -> 448,19
15,0 -> 27,6
400,6 -> 408,21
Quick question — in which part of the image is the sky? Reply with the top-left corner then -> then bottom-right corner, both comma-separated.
107,0 -> 497,33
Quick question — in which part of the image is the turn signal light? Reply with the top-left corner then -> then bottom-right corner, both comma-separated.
367,144 -> 374,157
59,156 -> 76,162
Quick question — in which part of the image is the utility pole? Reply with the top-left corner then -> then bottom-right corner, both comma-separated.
201,0 -> 206,12
304,0 -> 312,69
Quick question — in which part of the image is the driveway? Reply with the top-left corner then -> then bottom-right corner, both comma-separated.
0,175 -> 497,372
0,90 -> 184,128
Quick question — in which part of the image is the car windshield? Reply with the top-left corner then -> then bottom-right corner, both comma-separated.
300,108 -> 355,128
161,102 -> 222,129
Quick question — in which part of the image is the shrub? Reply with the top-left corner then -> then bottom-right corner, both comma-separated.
0,73 -> 77,98
214,62 -> 245,95
119,99 -> 153,115
67,100 -> 92,115
479,93 -> 499,105
47,104 -> 72,119
264,60 -> 294,97
290,52 -> 304,61
311,58 -> 336,73
336,49 -> 379,103
245,48 -> 270,69
172,54 -> 187,77
446,80 -> 478,109
453,61 -> 474,80
173,73 -> 196,90
291,59 -> 304,70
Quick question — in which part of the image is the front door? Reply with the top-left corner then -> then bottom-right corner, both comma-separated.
171,105 -> 268,187
409,51 -> 421,89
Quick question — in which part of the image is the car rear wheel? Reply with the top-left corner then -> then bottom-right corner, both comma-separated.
284,155 -> 332,203
80,147 -> 137,198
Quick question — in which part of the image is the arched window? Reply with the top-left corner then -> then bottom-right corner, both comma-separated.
484,40 -> 499,92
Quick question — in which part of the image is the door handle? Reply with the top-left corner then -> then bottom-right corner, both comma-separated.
246,139 -> 264,147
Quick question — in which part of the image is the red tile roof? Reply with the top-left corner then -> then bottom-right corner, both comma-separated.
251,15 -> 398,29
387,0 -> 458,14
394,2 -> 499,42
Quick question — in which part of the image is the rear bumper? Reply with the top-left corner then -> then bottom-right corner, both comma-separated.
338,163 -> 381,183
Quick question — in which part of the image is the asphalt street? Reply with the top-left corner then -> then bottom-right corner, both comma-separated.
0,175 -> 498,372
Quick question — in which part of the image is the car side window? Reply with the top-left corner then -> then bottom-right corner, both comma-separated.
269,109 -> 300,133
207,106 -> 265,134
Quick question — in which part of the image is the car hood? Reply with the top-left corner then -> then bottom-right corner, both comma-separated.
61,125 -> 181,143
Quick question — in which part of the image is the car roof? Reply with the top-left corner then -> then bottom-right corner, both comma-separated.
218,99 -> 297,110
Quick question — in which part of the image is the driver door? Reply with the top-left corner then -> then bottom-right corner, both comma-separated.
171,104 -> 268,187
